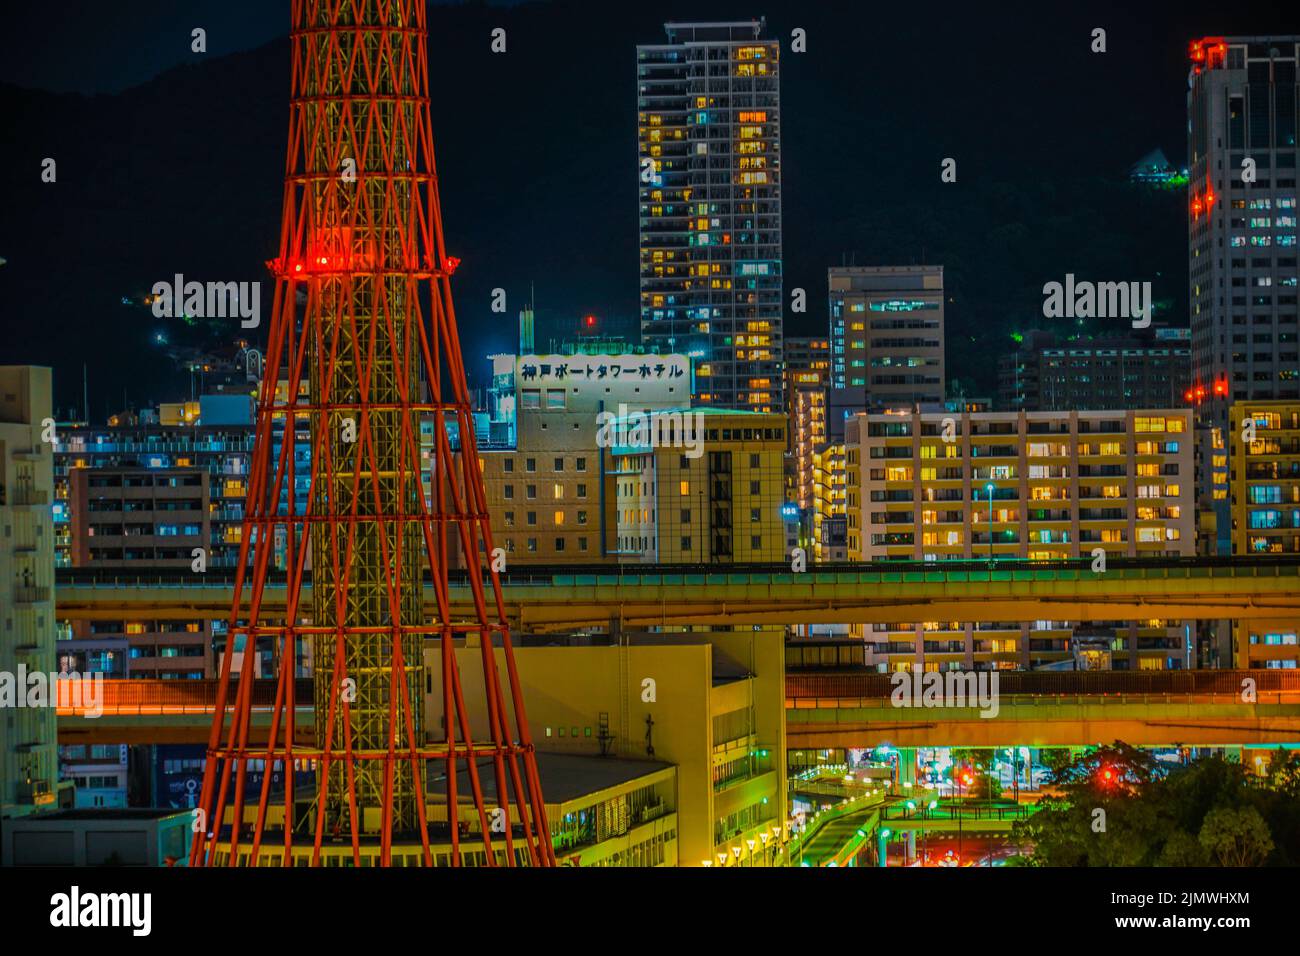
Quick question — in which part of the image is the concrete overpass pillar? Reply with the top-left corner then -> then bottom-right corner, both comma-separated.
905,830 -> 916,864
897,748 -> 918,788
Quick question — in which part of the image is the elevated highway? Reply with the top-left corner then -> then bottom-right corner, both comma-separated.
53,556 -> 1300,631
55,670 -> 1300,749
785,670 -> 1300,748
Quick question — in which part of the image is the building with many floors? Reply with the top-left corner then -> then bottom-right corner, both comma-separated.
0,366 -> 62,818
51,396 -> 261,681
1188,36 -> 1300,416
997,327 -> 1191,411
638,20 -> 783,412
1230,399 -> 1300,668
474,349 -> 692,564
844,408 -> 1196,671
1187,36 -> 1300,559
611,408 -> 786,564
829,265 -> 945,404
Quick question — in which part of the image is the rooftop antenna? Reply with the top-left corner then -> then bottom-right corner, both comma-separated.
82,364 -> 89,425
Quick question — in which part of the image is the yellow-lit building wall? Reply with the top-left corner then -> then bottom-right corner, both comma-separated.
614,411 -> 786,563
811,442 -> 845,562
426,629 -> 787,867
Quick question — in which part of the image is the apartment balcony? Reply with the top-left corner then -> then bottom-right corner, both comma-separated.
874,642 -> 918,655
14,585 -> 51,605
1,485 -> 49,506
924,640 -> 966,654
16,779 -> 56,807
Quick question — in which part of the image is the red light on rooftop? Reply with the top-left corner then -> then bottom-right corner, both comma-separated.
1191,37 -> 1227,68
584,314 -> 597,327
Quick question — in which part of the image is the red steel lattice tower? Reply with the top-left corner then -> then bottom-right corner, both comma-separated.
189,0 -> 553,867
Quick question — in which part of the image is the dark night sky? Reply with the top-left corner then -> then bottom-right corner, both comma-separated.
0,0 -> 1293,418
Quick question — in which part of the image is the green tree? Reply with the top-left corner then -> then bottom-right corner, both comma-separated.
1156,830 -> 1207,867
1199,806 -> 1274,867
1038,748 -> 1077,780
1012,747 -> 1300,866
1263,748 -> 1300,797
951,748 -> 1001,800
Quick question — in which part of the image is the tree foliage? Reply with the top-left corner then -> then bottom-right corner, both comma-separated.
1013,744 -> 1298,866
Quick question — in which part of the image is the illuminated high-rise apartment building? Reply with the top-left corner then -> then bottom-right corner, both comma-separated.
1188,37 -> 1300,557
829,266 -> 945,405
1188,36 -> 1300,417
784,336 -> 830,374
783,336 -> 830,512
845,408 -> 1196,671
637,20 -> 783,412
1229,400 -> 1300,667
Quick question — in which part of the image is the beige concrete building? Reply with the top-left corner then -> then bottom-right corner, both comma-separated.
475,351 -> 691,564
0,366 -> 62,818
611,409 -> 786,563
846,408 -> 1196,671
428,629 -> 787,867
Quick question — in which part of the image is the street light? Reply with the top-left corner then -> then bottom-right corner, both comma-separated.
924,800 -> 937,865
985,481 -> 995,563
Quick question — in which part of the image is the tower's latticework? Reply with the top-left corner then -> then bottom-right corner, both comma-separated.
189,0 -> 553,867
